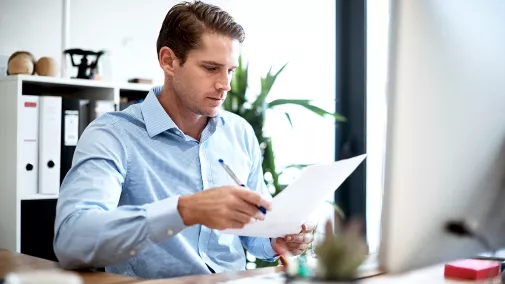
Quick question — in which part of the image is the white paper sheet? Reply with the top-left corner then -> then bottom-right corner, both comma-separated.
221,154 -> 367,238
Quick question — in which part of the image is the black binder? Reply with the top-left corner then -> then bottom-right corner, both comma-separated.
60,98 -> 88,184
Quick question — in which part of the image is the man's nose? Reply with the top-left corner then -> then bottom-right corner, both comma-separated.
215,73 -> 232,91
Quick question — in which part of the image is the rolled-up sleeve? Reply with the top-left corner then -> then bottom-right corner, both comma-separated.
53,121 -> 187,269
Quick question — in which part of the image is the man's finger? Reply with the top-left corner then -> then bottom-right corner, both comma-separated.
236,200 -> 265,220
231,211 -> 256,225
228,221 -> 246,229
284,233 -> 313,244
286,242 -> 302,249
302,223 -> 316,232
272,239 -> 286,255
296,247 -> 308,255
287,243 -> 309,253
235,188 -> 272,211
272,240 -> 293,270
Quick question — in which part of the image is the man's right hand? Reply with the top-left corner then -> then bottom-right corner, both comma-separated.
177,186 -> 272,230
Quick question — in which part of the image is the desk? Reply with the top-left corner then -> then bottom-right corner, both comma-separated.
0,249 -> 138,284
361,265 -> 501,284
135,267 -> 282,284
134,264 -> 502,283
131,265 -> 501,284
0,250 -> 502,283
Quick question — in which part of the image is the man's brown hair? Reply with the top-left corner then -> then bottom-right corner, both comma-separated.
156,1 -> 245,64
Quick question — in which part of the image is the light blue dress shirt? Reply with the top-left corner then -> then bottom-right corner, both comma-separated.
53,86 -> 278,279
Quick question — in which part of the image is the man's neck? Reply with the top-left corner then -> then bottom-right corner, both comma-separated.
158,87 -> 207,141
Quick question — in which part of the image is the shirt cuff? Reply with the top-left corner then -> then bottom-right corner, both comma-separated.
263,238 -> 280,261
146,195 -> 187,243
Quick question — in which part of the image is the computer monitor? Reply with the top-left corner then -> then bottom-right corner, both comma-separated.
379,0 -> 505,274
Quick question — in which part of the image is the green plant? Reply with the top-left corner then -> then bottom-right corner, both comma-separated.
223,54 -> 346,268
314,219 -> 368,281
224,54 -> 346,198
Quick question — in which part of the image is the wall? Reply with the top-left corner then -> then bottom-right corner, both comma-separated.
0,0 -> 62,71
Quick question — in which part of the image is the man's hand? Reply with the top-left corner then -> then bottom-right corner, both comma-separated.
272,223 -> 316,256
177,186 -> 272,230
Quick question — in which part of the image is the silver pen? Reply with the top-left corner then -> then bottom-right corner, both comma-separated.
218,159 -> 267,214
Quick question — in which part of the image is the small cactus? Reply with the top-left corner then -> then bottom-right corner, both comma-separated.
314,218 -> 368,281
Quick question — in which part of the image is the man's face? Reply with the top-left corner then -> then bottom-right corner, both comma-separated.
171,33 -> 240,117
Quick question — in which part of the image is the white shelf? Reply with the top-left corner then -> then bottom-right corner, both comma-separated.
118,82 -> 153,92
0,74 -> 150,256
0,74 -> 154,94
21,194 -> 59,200
0,74 -> 114,88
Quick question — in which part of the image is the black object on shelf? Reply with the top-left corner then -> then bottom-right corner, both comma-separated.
20,199 -> 58,262
64,48 -> 104,79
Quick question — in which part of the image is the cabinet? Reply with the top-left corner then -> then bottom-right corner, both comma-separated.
0,74 -> 150,261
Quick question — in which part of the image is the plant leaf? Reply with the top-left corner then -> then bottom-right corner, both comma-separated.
227,54 -> 250,114
252,63 -> 288,109
235,54 -> 248,98
326,200 -> 346,220
268,99 -> 346,122
284,112 -> 293,127
278,163 -> 311,176
284,163 -> 312,170
263,139 -> 281,197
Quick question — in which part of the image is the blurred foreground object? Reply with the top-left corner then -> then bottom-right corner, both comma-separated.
314,219 -> 368,281
5,270 -> 82,284
276,218 -> 368,282
7,51 -> 36,75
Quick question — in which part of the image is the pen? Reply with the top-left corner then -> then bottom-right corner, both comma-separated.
218,159 -> 267,214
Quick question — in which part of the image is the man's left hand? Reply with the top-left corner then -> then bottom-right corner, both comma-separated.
271,223 -> 315,256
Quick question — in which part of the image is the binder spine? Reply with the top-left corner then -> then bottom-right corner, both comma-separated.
38,96 -> 62,195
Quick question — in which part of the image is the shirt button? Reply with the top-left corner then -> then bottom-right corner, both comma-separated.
130,250 -> 136,256
201,252 -> 207,258
175,130 -> 181,136
167,229 -> 174,236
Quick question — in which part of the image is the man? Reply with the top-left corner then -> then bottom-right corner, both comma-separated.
53,0 -> 314,279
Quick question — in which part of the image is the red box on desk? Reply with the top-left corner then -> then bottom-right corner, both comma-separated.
444,259 -> 500,280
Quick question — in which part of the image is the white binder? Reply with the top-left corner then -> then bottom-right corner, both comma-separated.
19,95 -> 40,198
38,96 -> 62,195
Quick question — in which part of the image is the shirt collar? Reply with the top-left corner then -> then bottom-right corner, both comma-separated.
140,86 -> 225,138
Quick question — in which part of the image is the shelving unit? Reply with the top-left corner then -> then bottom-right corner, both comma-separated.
0,74 -> 151,261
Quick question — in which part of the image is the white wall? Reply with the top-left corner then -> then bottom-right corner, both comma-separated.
0,0 -> 62,70
67,0 -> 177,83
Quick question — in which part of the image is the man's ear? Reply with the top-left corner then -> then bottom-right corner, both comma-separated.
159,46 -> 178,77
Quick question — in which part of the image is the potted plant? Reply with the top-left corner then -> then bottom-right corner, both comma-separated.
223,54 -> 347,268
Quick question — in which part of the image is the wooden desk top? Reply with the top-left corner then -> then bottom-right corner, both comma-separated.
134,262 -> 503,283
0,249 -> 138,284
0,249 -> 502,283
132,264 -> 501,283
135,267 -> 282,284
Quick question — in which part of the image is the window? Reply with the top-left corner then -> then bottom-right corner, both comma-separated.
366,0 -> 390,254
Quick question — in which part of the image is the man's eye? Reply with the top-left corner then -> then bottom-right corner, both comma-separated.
205,67 -> 217,72
228,69 -> 235,74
